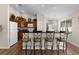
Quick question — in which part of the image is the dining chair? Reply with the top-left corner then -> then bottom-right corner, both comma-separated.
23,33 -> 32,55
44,31 -> 55,54
33,31 -> 42,55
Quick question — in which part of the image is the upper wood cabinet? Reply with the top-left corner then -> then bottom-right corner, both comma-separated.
10,16 -> 37,31
15,17 -> 26,27
9,17 -> 37,28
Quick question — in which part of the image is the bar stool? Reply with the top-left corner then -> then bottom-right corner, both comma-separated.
44,31 -> 55,54
33,31 -> 42,55
23,33 -> 32,55
56,31 -> 68,55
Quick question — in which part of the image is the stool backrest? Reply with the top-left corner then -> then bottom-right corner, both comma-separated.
46,31 -> 55,41
33,31 -> 42,41
60,31 -> 67,40
23,33 -> 29,39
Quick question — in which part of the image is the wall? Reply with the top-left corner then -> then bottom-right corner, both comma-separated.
9,5 -> 35,20
58,10 -> 79,47
0,4 -> 9,49
9,5 -> 21,17
9,5 -> 28,19
69,11 -> 79,47
71,17 -> 79,47
37,14 -> 47,32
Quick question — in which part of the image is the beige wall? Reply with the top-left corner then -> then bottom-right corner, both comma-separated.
58,10 -> 79,47
9,5 -> 21,16
9,5 -> 35,20
9,5 -> 28,18
70,11 -> 79,47
0,4 -> 9,49
71,17 -> 79,47
37,15 -> 47,32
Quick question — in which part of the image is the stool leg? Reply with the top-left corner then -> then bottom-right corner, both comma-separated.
65,42 -> 67,55
34,42 -> 35,55
51,41 -> 54,54
40,41 -> 42,55
57,41 -> 59,55
66,42 -> 67,55
29,46 -> 31,55
44,40 -> 46,54
63,42 -> 67,55
45,41 -> 48,55
44,41 -> 46,53
63,42 -> 65,53
26,44 -> 27,55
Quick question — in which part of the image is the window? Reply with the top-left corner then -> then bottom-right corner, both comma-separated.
61,19 -> 72,33
47,20 -> 58,31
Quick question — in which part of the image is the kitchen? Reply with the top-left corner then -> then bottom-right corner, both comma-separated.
0,4 -> 79,55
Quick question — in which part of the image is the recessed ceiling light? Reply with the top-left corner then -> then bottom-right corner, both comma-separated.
21,10 -> 24,13
41,4 -> 45,7
18,4 -> 22,6
16,4 -> 23,7
53,7 -> 56,9
16,4 -> 19,7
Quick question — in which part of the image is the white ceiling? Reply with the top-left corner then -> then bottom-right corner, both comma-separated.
10,4 -> 79,19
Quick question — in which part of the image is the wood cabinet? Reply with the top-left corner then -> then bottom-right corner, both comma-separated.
10,16 -> 37,40
10,16 -> 37,29
15,17 -> 26,27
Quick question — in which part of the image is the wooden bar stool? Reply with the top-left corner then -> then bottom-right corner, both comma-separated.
44,31 -> 55,54
56,31 -> 68,55
23,33 -> 32,55
33,31 -> 42,55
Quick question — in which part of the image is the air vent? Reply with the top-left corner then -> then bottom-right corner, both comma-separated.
18,4 -> 24,7
18,4 -> 22,6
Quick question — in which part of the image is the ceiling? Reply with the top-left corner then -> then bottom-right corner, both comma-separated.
10,4 -> 79,19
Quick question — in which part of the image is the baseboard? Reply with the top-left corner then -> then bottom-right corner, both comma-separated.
67,41 -> 79,54
0,46 -> 10,49
68,41 -> 79,48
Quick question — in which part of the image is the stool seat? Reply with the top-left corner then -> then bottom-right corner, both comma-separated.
23,38 -> 31,42
56,37 -> 66,42
45,38 -> 53,42
34,39 -> 41,42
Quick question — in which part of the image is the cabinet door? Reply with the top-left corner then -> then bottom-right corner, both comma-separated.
10,22 -> 18,46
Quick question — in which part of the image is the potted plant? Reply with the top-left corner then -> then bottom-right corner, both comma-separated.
10,14 -> 16,21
